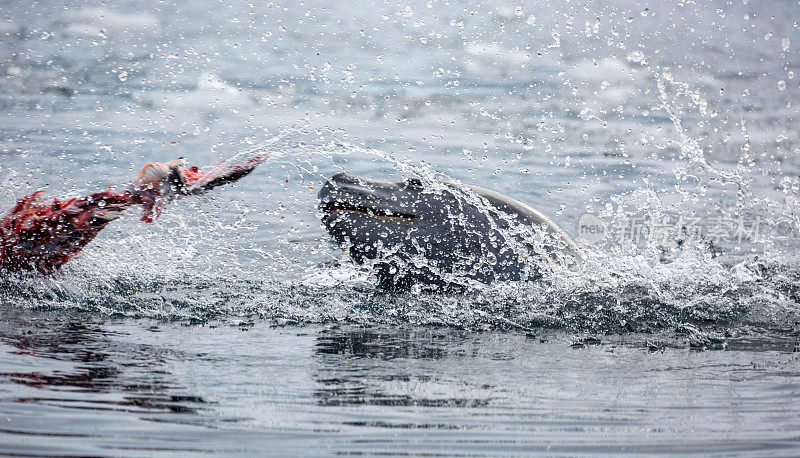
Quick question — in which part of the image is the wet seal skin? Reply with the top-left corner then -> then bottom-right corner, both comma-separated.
318,173 -> 585,289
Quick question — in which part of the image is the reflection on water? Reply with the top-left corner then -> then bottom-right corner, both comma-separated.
314,328 -> 494,408
0,308 -> 799,455
0,311 -> 209,418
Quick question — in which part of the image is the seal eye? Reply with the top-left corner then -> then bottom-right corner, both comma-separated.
405,178 -> 423,190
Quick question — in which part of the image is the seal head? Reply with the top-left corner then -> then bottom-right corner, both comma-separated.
319,173 -> 584,289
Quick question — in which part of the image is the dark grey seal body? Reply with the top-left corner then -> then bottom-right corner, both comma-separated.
318,173 -> 584,289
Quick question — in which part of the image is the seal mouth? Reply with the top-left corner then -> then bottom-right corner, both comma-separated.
321,200 -> 417,223
319,173 -> 421,224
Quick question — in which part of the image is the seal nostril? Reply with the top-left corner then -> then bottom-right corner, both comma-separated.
405,178 -> 423,190
331,173 -> 357,184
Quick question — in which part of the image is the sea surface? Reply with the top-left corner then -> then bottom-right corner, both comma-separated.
1,0 -> 799,455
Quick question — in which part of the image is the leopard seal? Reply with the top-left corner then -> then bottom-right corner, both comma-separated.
318,173 -> 584,289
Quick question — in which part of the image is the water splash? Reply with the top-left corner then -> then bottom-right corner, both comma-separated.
1,127 -> 798,349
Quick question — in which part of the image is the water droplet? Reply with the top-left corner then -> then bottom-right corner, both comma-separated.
526,15 -> 536,25
626,50 -> 645,63
118,70 -> 128,82
778,80 -> 786,91
661,67 -> 673,82
782,38 -> 791,52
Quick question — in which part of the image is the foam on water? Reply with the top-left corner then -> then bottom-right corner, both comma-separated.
58,7 -> 161,38
1,125 -> 798,349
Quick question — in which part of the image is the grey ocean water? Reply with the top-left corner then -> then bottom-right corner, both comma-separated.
1,0 -> 800,455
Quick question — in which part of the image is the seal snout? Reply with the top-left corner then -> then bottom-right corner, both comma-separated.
329,172 -> 360,185
318,173 -> 357,202
318,174 -> 418,224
